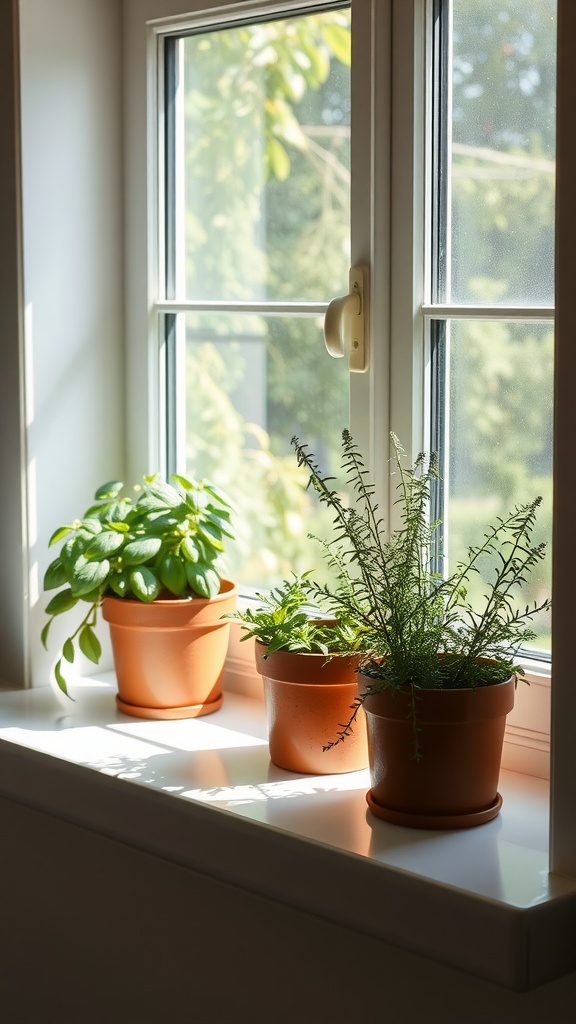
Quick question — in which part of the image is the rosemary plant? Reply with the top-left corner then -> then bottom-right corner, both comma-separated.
292,430 -> 551,746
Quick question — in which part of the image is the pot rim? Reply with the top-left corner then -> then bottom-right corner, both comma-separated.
361,672 -> 515,722
255,639 -> 353,659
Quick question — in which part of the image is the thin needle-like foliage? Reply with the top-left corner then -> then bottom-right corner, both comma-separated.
292,431 -> 551,752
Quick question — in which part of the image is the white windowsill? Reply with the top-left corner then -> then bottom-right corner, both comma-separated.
0,672 -> 575,992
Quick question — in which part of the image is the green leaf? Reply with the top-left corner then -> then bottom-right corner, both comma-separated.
84,531 -> 125,559
108,569 -> 131,597
54,659 -> 69,696
137,511 -> 180,531
185,489 -> 209,514
94,480 -> 124,501
121,537 -> 162,565
41,620 -> 51,650
43,557 -> 69,591
181,536 -> 200,563
186,564 -> 221,599
80,518 -> 103,535
70,557 -> 111,597
158,554 -> 187,596
205,511 -> 235,540
196,522 -> 225,552
108,520 -> 130,533
202,482 -> 234,510
84,499 -> 130,523
61,534 -> 91,573
63,638 -> 75,663
171,473 -> 195,491
141,481 -> 183,509
194,538 -> 209,564
132,493 -> 172,515
130,566 -> 161,602
79,625 -> 102,664
45,588 -> 79,616
106,500 -> 131,523
48,525 -> 72,547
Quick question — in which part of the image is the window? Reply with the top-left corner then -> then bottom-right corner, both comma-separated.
136,0 -> 554,694
123,0 -> 575,872
151,0 -> 555,668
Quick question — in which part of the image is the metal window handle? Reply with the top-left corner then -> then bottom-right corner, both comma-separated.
324,266 -> 368,373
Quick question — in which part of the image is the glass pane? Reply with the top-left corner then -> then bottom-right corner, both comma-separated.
447,319 -> 553,652
182,312 -> 349,588
449,0 -> 556,305
180,10 -> 351,302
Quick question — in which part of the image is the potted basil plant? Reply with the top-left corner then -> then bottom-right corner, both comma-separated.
42,474 -> 237,719
291,430 -> 551,828
231,574 -> 368,775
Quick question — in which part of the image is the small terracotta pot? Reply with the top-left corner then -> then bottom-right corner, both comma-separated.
362,673 -> 515,829
255,641 -> 368,775
102,580 -> 237,720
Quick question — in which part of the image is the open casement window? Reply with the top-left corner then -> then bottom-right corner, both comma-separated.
124,0 -> 559,809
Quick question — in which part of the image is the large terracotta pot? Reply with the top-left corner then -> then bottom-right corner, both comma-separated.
102,579 -> 237,720
362,672 -> 515,829
255,641 -> 368,775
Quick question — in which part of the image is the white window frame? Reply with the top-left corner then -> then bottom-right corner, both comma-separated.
96,0 -> 576,875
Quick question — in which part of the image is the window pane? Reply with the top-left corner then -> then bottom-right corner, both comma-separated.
180,11 -> 351,302
447,319 -> 553,652
182,312 -> 349,587
165,9 -> 352,589
448,0 -> 556,305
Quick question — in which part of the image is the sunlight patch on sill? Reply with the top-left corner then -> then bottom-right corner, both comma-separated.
0,717 -> 269,771
108,718 -> 269,752
179,769 -> 370,807
0,725 -> 167,764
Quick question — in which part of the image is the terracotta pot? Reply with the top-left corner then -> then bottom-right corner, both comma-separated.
102,579 -> 237,720
362,672 -> 515,829
255,641 -> 368,775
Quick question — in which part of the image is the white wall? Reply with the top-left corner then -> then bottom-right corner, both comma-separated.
17,0 -> 125,687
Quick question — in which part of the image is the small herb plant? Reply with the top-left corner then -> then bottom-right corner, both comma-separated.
291,430 -> 551,747
230,573 -> 365,656
42,474 -> 235,695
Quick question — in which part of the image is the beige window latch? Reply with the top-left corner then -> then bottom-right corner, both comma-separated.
323,265 -> 368,373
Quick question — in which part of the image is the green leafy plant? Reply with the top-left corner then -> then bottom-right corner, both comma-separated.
230,573 -> 365,656
42,474 -> 235,695
291,430 -> 551,748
